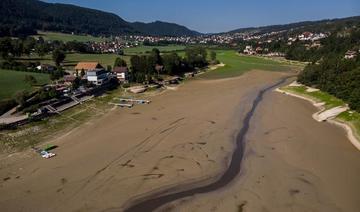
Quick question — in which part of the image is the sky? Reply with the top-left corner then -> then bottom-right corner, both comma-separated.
43,0 -> 360,33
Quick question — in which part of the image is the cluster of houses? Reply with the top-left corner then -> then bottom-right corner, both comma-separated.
72,62 -> 129,85
0,61 -> 131,127
290,32 -> 328,42
89,39 -> 139,54
242,45 -> 285,57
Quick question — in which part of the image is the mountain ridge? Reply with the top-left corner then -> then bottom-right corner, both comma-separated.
224,16 -> 360,35
0,0 -> 201,37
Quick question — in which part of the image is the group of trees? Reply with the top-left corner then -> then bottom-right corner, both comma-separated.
298,28 -> 360,111
0,36 -> 92,61
128,46 -> 212,83
0,36 -> 68,81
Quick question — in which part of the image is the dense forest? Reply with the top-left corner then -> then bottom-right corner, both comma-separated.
298,28 -> 360,111
0,0 -> 200,37
227,16 -> 360,35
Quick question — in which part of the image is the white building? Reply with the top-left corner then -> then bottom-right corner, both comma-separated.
87,69 -> 110,85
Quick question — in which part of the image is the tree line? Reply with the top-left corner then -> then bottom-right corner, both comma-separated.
125,46 -> 215,83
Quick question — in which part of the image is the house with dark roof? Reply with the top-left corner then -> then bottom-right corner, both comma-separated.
113,66 -> 129,82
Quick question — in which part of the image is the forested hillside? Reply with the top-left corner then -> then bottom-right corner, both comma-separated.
0,0 -> 200,37
131,21 -> 201,36
227,16 -> 360,35
298,29 -> 360,111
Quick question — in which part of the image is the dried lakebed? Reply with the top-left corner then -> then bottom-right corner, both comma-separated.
123,77 -> 289,212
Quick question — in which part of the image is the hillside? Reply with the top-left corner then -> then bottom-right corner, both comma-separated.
131,21 -> 201,36
0,0 -> 200,37
226,16 -> 360,35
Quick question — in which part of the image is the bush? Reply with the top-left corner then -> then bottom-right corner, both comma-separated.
122,83 -> 130,88
22,104 -> 40,114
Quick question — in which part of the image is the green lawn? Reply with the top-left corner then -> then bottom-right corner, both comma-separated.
33,31 -> 107,43
17,53 -> 127,69
124,45 -> 185,55
338,111 -> 360,137
282,86 -> 345,109
0,69 -> 50,100
200,50 -> 293,79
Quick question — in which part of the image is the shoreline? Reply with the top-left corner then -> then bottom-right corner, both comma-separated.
275,85 -> 360,151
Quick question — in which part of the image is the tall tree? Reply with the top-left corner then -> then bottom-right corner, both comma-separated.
185,46 -> 208,68
52,49 -> 66,66
114,57 -> 127,67
163,53 -> 181,75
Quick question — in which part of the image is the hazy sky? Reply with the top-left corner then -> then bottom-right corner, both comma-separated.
43,0 -> 360,33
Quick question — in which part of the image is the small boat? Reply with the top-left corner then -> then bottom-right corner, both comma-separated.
40,150 -> 56,159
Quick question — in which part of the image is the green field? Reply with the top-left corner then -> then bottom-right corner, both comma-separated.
200,51 -> 293,79
18,53 -> 125,69
16,45 -> 185,69
124,45 -> 185,55
282,86 -> 345,109
33,31 -> 107,43
0,69 -> 50,100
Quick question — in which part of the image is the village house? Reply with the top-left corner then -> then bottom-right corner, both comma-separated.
255,47 -> 263,54
243,46 -> 255,55
74,62 -> 103,75
87,69 -> 110,85
344,50 -> 358,59
36,64 -> 56,72
113,66 -> 129,82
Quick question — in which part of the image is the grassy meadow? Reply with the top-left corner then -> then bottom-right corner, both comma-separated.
124,45 -> 185,55
0,69 -> 50,100
200,50 -> 294,79
17,53 -> 125,69
34,31 -> 107,43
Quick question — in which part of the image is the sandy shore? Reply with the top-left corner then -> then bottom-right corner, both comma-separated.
1,70 -> 359,212
276,87 -> 360,151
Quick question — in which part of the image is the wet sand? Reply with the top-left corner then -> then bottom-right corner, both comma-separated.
1,70 -> 359,212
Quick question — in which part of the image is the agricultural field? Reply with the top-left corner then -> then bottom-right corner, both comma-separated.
16,45 -> 185,69
124,45 -> 185,55
0,69 -> 50,100
201,50 -> 294,79
33,31 -> 107,43
16,53 -> 127,69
